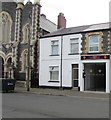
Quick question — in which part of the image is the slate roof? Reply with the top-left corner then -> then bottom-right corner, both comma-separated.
42,22 -> 111,38
40,14 -> 57,32
83,22 -> 110,32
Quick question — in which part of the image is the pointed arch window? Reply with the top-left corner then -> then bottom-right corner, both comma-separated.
23,23 -> 29,43
0,11 -> 12,44
21,50 -> 28,72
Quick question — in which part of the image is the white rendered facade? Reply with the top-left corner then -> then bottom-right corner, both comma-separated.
39,34 -> 82,88
39,22 -> 111,93
40,34 -> 111,93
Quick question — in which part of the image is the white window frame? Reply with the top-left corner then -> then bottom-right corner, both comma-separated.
49,66 -> 59,81
89,35 -> 99,53
51,40 -> 59,55
70,38 -> 79,54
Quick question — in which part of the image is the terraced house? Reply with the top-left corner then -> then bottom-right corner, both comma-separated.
40,22 -> 111,93
0,0 -> 57,87
81,23 -> 111,93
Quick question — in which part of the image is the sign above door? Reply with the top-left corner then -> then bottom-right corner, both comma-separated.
81,55 -> 110,60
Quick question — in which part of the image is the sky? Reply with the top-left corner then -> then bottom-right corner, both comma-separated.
29,0 -> 111,28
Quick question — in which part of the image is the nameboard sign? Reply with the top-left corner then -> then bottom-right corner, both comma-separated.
81,55 -> 110,60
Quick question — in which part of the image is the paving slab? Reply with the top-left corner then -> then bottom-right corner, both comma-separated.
14,87 -> 110,99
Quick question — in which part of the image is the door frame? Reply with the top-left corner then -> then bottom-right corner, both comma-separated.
80,60 -> 110,93
84,63 -> 106,92
72,64 -> 79,88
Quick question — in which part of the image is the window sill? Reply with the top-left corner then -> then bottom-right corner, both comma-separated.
88,51 -> 99,53
50,54 -> 59,56
68,53 -> 79,55
48,81 -> 59,83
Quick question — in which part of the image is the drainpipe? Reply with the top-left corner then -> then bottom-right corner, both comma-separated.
60,36 -> 63,88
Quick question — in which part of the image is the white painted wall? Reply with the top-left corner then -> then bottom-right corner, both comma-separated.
39,34 -> 82,87
62,59 -> 80,87
39,36 -> 62,87
40,36 -> 61,61
40,34 -> 111,93
62,34 -> 82,87
39,60 -> 61,86
62,34 -> 82,59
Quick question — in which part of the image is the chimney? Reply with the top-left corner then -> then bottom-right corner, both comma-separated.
57,13 -> 66,29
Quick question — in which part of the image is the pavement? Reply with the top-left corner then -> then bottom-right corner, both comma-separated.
14,87 -> 110,99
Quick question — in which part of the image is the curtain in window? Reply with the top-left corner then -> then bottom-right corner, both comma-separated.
49,66 -> 59,81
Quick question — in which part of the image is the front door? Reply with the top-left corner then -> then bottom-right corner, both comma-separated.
72,64 -> 78,88
84,63 -> 106,92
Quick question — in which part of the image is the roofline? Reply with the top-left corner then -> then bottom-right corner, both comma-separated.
68,22 -> 110,29
41,28 -> 110,39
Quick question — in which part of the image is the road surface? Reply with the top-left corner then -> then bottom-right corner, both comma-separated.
2,92 -> 109,118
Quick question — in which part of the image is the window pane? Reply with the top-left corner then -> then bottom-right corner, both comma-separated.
52,45 -> 58,55
71,43 -> 79,53
51,41 -> 58,45
50,71 -> 59,80
70,38 -> 79,54
90,46 -> 98,51
89,35 -> 99,52
89,35 -> 99,43
73,64 -> 78,68
71,39 -> 78,43
74,69 -> 78,79
70,38 -> 79,42
51,41 -> 59,55
50,66 -> 59,81
49,66 -> 59,71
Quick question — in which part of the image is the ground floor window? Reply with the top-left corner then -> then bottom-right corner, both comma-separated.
49,66 -> 59,81
72,64 -> 79,87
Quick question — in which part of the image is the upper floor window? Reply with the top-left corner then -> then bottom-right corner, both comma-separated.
23,23 -> 29,43
89,35 -> 99,52
70,38 -> 79,54
51,40 -> 59,55
0,11 -> 12,44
